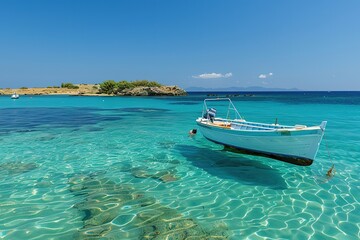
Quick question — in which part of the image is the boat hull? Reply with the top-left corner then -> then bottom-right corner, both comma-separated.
196,121 -> 325,166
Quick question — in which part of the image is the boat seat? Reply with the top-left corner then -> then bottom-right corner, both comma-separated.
212,121 -> 231,128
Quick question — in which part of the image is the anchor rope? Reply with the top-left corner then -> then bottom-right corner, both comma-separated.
323,133 -> 335,177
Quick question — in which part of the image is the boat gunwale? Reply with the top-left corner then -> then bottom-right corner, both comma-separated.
196,117 -> 322,133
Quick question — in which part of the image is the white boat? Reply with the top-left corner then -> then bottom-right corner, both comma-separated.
196,98 -> 327,166
11,93 -> 19,99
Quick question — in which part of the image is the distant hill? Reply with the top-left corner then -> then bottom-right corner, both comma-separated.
186,86 -> 299,92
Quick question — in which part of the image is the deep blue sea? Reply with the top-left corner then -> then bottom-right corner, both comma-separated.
0,92 -> 359,239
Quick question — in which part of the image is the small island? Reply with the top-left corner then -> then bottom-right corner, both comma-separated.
0,80 -> 187,96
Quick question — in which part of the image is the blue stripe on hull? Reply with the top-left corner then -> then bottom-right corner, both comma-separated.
197,122 -> 321,137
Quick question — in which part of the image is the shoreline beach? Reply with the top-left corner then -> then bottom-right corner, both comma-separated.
0,84 -> 187,96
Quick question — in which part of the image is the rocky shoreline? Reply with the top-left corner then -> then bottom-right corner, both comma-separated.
0,84 -> 187,96
117,85 -> 186,96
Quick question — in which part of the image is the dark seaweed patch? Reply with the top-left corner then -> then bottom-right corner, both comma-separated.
170,101 -> 199,105
116,107 -> 169,113
83,126 -> 104,132
0,107 -> 122,134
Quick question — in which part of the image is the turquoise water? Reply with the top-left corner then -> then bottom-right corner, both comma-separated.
0,92 -> 359,239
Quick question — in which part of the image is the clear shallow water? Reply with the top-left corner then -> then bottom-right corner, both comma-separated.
0,92 -> 359,239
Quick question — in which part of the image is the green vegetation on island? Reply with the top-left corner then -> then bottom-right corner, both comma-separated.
61,82 -> 79,89
99,80 -> 162,94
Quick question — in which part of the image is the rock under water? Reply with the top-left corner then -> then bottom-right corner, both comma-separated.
0,161 -> 37,175
131,166 -> 179,183
69,174 -> 228,239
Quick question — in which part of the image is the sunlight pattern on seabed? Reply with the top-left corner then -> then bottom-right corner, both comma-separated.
0,92 -> 359,239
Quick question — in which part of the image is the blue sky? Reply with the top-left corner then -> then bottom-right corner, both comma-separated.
0,0 -> 359,90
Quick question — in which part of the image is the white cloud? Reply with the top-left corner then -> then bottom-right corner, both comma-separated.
258,74 -> 267,79
192,72 -> 233,79
224,72 -> 232,78
258,72 -> 273,79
